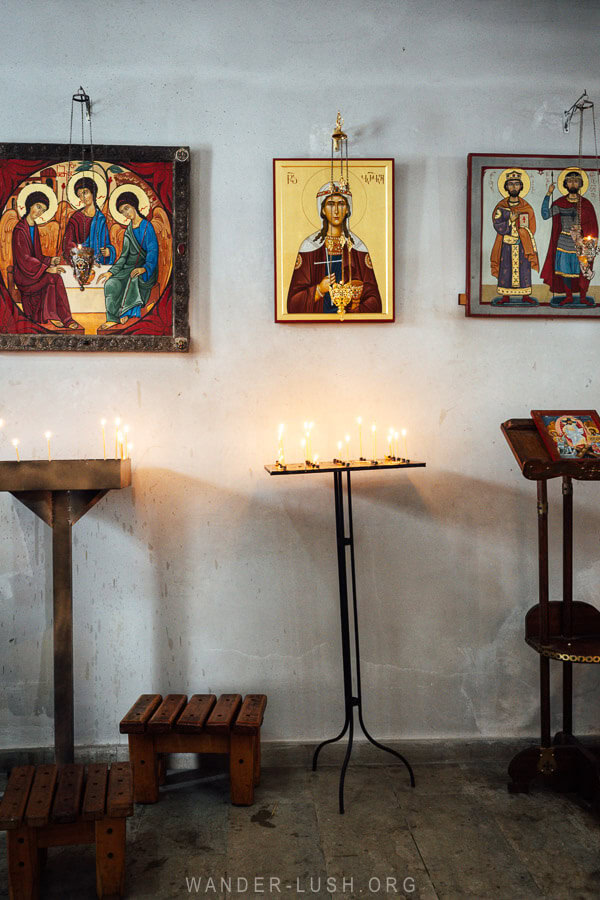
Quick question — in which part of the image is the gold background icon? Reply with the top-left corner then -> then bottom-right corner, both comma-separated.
274,158 -> 394,321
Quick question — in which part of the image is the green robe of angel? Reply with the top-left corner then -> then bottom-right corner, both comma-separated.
104,219 -> 158,322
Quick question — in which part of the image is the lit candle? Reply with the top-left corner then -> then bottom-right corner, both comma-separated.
402,428 -> 408,459
387,433 -> 393,458
357,416 -> 363,458
313,453 -> 319,466
114,417 -> 121,458
45,431 -> 52,462
301,437 -> 307,461
117,430 -> 124,460
12,438 -> 20,462
337,440 -> 342,461
394,430 -> 399,459
278,424 -> 285,464
345,434 -> 350,462
123,425 -> 130,460
371,423 -> 377,460
101,418 -> 107,460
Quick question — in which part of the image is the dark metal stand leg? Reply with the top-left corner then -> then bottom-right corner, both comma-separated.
312,469 -> 414,813
52,492 -> 74,765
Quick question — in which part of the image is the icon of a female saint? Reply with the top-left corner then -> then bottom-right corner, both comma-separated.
286,180 -> 382,315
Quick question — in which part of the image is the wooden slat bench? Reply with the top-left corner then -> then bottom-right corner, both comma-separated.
0,762 -> 134,899
120,693 -> 267,806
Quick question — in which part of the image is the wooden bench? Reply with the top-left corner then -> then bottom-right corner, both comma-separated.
0,762 -> 134,899
120,693 -> 267,806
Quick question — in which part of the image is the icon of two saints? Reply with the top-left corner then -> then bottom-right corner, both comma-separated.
491,167 -> 599,307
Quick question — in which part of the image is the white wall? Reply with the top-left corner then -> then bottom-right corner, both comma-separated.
2,0 -> 600,749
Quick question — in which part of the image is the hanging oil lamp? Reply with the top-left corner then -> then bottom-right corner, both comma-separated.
563,91 -> 600,278
63,87 -> 97,289
326,112 -> 362,321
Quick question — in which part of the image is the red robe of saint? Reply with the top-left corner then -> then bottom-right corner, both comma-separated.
11,218 -> 74,325
63,209 -> 91,258
287,243 -> 382,314
541,195 -> 598,293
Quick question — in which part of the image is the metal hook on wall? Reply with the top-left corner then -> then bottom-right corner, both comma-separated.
563,90 -> 593,134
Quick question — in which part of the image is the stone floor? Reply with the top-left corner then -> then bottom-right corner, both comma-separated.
1,750 -> 600,899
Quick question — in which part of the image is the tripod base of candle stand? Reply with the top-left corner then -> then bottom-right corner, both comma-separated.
266,458 -> 425,813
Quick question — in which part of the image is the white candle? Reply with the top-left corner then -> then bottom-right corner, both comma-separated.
278,424 -> 285,464
12,438 -> 20,462
101,418 -> 107,460
44,431 -> 52,462
371,423 -> 377,460
114,417 -> 121,458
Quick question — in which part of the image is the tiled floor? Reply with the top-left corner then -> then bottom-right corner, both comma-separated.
1,753 -> 599,898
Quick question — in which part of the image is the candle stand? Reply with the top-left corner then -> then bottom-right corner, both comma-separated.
266,458 -> 425,813
0,459 -> 131,765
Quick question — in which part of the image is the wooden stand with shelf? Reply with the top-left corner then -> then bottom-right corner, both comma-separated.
0,459 -> 131,766
502,419 -> 600,806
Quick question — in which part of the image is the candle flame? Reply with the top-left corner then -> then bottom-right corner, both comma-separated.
337,441 -> 342,450
401,428 -> 407,437
356,416 -> 362,425
11,438 -> 19,447
345,434 -> 350,442
0,419 -> 3,428
101,418 -> 106,426
371,423 -> 376,432
115,417 -> 121,426
44,431 -> 52,439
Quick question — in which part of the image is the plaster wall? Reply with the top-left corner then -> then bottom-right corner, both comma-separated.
2,0 -> 600,750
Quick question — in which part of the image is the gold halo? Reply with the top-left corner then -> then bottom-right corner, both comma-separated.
66,168 -> 108,209
497,168 -> 531,198
557,166 -> 589,196
301,166 -> 367,230
109,184 -> 151,226
16,183 -> 58,224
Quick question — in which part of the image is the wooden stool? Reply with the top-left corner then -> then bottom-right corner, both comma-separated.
120,693 -> 267,806
0,762 -> 134,899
